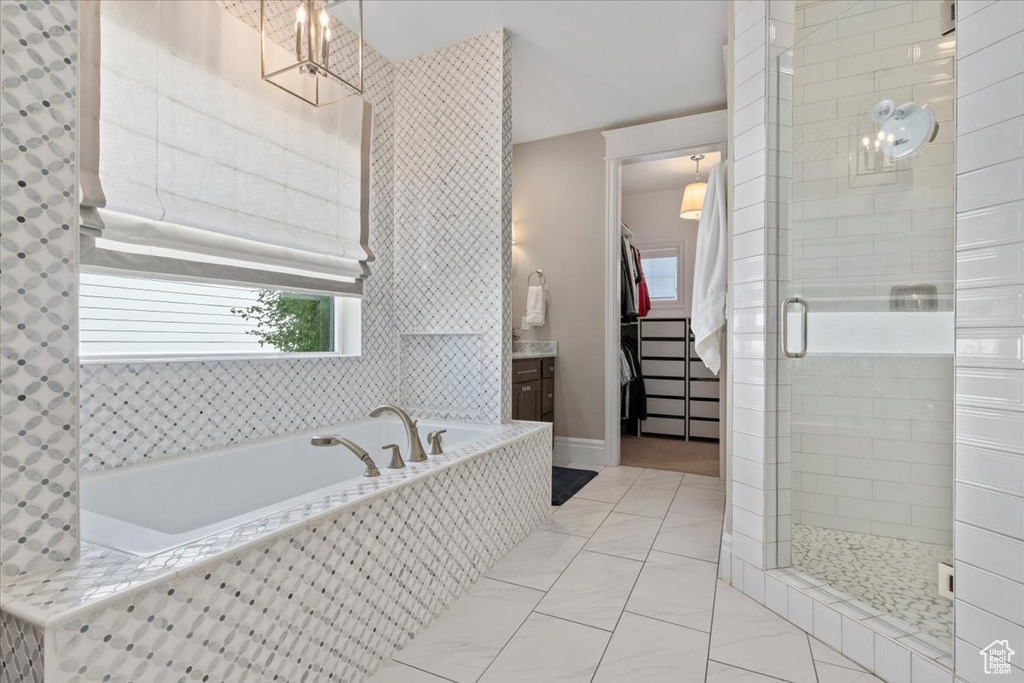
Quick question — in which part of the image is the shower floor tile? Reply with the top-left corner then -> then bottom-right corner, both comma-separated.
791,524 -> 953,652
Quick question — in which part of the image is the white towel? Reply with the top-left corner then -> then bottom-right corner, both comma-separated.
525,285 -> 546,326
690,165 -> 727,375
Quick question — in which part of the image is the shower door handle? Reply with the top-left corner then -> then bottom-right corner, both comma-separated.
781,297 -> 808,358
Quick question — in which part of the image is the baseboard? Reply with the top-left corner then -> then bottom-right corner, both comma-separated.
553,437 -> 607,467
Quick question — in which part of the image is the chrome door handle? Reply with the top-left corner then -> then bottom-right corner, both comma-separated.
781,297 -> 808,358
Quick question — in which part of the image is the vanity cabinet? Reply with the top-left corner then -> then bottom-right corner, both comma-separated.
512,358 -> 555,424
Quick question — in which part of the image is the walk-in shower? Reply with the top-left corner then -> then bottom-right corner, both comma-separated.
771,0 -> 956,667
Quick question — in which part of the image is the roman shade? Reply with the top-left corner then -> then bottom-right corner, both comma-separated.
79,0 -> 373,296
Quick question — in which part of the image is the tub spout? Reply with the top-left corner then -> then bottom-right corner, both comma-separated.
310,435 -> 381,477
368,405 -> 428,463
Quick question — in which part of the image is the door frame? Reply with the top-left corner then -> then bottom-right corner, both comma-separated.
601,110 -> 729,467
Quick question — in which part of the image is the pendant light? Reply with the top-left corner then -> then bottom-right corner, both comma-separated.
260,0 -> 363,107
679,154 -> 708,221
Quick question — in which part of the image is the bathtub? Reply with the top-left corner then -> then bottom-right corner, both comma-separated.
81,417 -> 499,556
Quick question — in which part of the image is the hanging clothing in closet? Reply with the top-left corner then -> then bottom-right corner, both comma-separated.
620,335 -> 647,422
620,225 -> 650,322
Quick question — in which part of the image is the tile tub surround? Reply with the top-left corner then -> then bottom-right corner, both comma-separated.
369,464 -> 881,683
0,423 -> 551,682
511,340 -> 558,359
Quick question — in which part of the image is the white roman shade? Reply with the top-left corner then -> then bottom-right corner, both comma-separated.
79,0 -> 373,296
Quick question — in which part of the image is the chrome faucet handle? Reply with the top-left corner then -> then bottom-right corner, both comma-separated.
426,430 -> 447,455
382,443 -> 405,469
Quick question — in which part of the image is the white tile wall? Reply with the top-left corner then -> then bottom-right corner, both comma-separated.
730,0 -> 771,571
954,6 -> 1024,680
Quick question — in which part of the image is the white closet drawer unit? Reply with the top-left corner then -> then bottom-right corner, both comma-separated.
643,359 -> 686,378
643,340 -> 687,358
689,381 -> 720,399
648,397 -> 686,417
689,400 -> 721,420
689,420 -> 720,439
642,319 -> 687,338
689,360 -> 717,379
646,378 -> 686,397
642,416 -> 687,437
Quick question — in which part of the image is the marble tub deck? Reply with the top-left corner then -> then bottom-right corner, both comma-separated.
369,464 -> 881,683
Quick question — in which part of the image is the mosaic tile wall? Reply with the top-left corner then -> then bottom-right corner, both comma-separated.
393,29 -> 512,424
0,611 -> 44,683
46,428 -> 551,683
77,7 -> 399,472
0,0 -> 81,577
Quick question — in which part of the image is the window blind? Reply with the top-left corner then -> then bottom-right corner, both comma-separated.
79,0 -> 372,297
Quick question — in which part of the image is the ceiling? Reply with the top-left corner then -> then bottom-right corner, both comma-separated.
621,152 -> 722,195
359,1 -> 728,143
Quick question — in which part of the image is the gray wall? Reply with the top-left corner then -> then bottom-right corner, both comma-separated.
511,129 -> 607,441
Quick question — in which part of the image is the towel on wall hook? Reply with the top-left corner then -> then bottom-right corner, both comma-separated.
525,270 -> 546,326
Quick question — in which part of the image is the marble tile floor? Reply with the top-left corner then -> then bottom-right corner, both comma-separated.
368,464 -> 881,683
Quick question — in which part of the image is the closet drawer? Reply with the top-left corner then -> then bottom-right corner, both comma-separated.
648,397 -> 686,417
512,359 -> 542,383
642,340 -> 687,358
689,400 -> 721,420
646,378 -> 686,398
689,360 -> 717,379
643,359 -> 686,379
642,416 -> 687,437
689,420 -> 721,440
641,319 -> 687,338
689,381 -> 720,399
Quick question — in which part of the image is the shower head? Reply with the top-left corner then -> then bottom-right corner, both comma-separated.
870,100 -> 938,162
310,435 -> 341,447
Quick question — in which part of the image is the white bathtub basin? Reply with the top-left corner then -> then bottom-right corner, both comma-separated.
81,417 -> 497,557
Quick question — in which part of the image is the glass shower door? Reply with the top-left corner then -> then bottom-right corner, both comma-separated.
772,0 -> 956,663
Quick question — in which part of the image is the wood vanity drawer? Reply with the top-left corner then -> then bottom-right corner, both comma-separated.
542,358 -> 555,378
512,359 -> 542,383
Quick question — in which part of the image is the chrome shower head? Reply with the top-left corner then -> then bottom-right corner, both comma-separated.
310,435 -> 340,447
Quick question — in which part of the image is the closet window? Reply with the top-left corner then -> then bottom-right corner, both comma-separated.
640,247 -> 680,302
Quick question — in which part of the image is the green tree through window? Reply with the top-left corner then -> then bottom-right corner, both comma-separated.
231,290 -> 334,353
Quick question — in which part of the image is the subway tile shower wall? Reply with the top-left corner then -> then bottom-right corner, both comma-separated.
0,0 -> 81,577
784,0 -> 956,546
953,2 -> 1024,681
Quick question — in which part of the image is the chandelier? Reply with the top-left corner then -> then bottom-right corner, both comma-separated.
260,0 -> 363,107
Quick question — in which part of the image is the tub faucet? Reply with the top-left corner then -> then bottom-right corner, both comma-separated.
368,405 -> 428,463
310,435 -> 381,477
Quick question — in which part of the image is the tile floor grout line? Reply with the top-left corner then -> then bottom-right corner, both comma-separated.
620,609 -> 712,636
706,658 -> 802,683
397,661 -> 460,683
806,633 -> 821,683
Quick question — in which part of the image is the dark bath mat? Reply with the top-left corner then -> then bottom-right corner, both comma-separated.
552,466 -> 598,506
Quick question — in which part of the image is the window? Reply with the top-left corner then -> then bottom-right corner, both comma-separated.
80,273 -> 360,359
640,247 -> 681,302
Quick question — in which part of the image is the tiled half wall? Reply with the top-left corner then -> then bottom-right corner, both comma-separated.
0,427 -> 551,683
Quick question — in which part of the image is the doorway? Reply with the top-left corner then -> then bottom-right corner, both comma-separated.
601,112 -> 728,477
